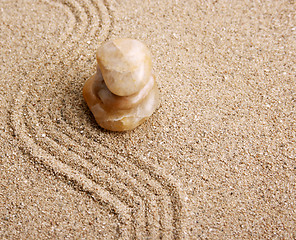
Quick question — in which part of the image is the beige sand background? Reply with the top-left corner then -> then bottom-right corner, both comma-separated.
0,0 -> 295,239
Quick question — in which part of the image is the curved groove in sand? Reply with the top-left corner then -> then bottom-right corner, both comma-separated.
41,0 -> 76,45
21,82 -> 176,238
43,78 -> 187,238
48,105 -> 176,236
23,110 -> 151,238
10,88 -> 135,238
59,0 -> 89,41
40,0 -> 112,54
94,0 -> 113,41
23,101 -> 148,238
6,0 -> 187,237
50,104 -> 188,238
60,114 -> 188,238
7,0 -> 119,232
25,99 -> 167,238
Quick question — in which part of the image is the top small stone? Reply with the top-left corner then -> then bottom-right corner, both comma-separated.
96,38 -> 152,96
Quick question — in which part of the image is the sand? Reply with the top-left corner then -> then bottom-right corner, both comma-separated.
0,0 -> 295,239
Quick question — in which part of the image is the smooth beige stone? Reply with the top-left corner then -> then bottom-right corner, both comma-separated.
83,39 -> 160,131
97,38 -> 152,97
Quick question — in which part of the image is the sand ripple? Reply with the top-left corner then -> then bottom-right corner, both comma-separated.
6,0 -> 188,238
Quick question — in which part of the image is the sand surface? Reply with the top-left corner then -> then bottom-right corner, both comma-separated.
0,0 -> 295,239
